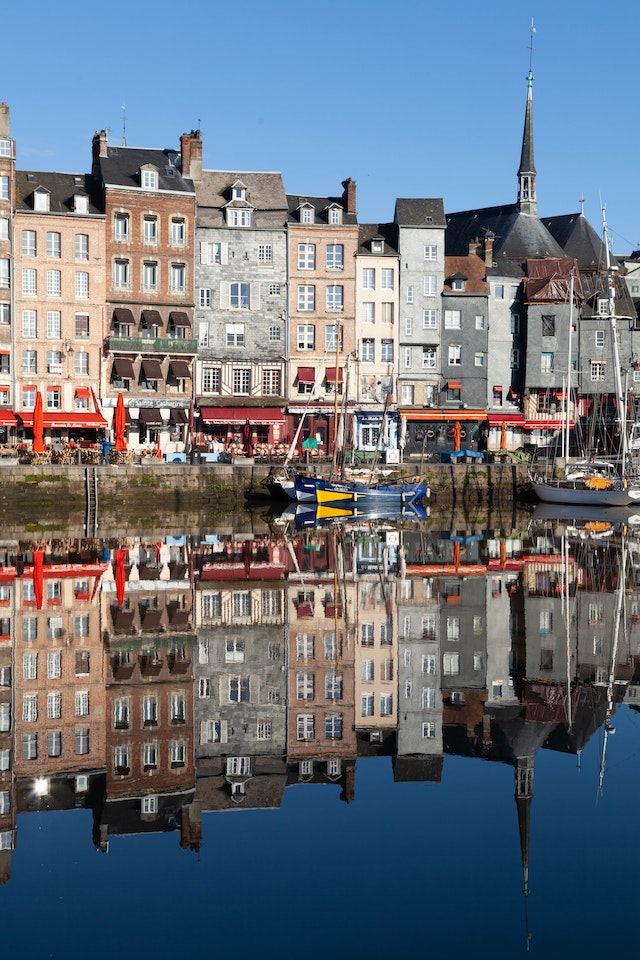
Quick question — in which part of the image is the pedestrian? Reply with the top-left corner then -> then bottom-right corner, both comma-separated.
100,436 -> 111,464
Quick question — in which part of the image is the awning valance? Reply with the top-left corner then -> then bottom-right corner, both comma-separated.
112,357 -> 135,379
297,367 -> 316,384
400,408 -> 486,422
169,360 -> 191,380
75,387 -> 90,399
141,309 -> 163,328
523,419 -> 574,429
487,413 -> 525,427
325,367 -> 344,383
200,407 -> 285,426
0,410 -> 16,426
446,381 -> 462,390
169,409 -> 188,425
141,359 -> 163,381
169,311 -> 190,327
113,308 -> 134,325
19,411 -> 107,429
137,408 -> 164,425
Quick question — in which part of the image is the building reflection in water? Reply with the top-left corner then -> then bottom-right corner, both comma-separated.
0,513 -> 638,893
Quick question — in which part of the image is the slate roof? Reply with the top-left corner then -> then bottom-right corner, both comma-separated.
445,203 -> 565,277
542,213 -> 607,271
196,170 -> 287,228
97,145 -> 194,193
357,222 -> 399,256
286,192 -> 358,225
15,170 -> 103,215
394,198 -> 446,227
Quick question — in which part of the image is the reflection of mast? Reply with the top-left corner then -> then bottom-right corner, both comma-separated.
563,532 -> 573,730
598,533 -> 626,795
515,756 -> 534,950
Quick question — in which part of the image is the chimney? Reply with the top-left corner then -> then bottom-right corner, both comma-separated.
468,236 -> 481,257
181,130 -> 202,183
341,177 -> 356,215
91,130 -> 108,177
0,103 -> 10,140
484,232 -> 494,267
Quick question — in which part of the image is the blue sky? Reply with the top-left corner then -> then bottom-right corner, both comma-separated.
3,0 -> 639,251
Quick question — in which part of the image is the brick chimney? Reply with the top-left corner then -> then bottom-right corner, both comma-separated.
484,231 -> 494,267
341,177 -> 356,215
468,236 -> 481,257
91,130 -> 108,177
0,103 -> 10,140
181,130 -> 202,183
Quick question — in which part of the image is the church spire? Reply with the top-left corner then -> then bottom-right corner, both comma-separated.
517,23 -> 537,215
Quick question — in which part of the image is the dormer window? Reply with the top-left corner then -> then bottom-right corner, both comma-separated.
328,206 -> 342,225
300,205 -> 314,225
140,167 -> 158,190
0,139 -> 11,158
597,298 -> 610,316
231,181 -> 247,201
34,188 -> 50,212
449,274 -> 467,292
227,209 -> 252,227
371,239 -> 384,254
74,195 -> 88,214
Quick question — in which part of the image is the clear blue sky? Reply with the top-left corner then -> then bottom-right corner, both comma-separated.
3,0 -> 639,251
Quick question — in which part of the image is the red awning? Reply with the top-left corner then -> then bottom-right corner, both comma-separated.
0,410 -> 17,426
447,381 -> 462,390
487,413 -> 525,426
297,367 -> 316,384
75,387 -> 90,399
400,408 -> 486,422
19,411 -> 107,429
141,359 -> 163,381
200,407 -> 285,425
325,367 -> 344,383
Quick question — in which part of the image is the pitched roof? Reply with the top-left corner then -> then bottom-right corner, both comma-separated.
98,145 -> 194,194
394,198 -> 445,227
15,170 -> 102,215
286,193 -> 358,225
542,213 -> 607,271
196,170 -> 287,228
443,254 -> 489,294
357,222 -> 399,256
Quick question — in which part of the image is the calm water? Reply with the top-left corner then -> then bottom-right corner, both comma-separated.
1,505 -> 639,959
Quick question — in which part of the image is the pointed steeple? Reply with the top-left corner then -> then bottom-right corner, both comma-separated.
517,69 -> 537,215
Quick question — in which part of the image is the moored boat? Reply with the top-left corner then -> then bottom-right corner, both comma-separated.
293,473 -> 429,505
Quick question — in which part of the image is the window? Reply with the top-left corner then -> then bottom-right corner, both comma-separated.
23,733 -> 38,760
448,344 -> 462,365
143,216 -> 158,243
403,347 -> 412,370
0,792 -> 9,814
199,287 -> 212,308
47,310 -> 61,339
326,286 -> 343,312
443,652 -> 460,675
325,712 -> 342,740
542,315 -> 555,336
0,176 -> 8,199
422,722 -> 436,739
114,698 -> 130,728
361,338 -> 374,362
422,655 -> 436,675
297,324 -> 315,350
494,284 -> 505,299
22,350 -> 37,374
297,284 -> 315,312
74,352 -> 89,375
328,207 -> 342,224
511,314 -> 520,334
142,796 -> 158,815
381,339 -> 394,362
362,303 -> 374,325
75,234 -> 89,260
141,169 -> 158,189
114,746 -> 130,774
75,313 -> 89,339
171,218 -> 185,245
23,694 -> 38,722
229,677 -> 250,702
75,650 -> 90,676
300,207 -> 313,224
233,368 -> 251,394
423,309 -> 438,329
22,310 -> 37,338
226,323 -> 245,347
423,275 -> 437,296
422,687 -> 436,710
327,244 -> 343,270
380,694 -> 393,717
22,230 -> 37,256
230,282 -> 250,309
171,740 -> 185,766
326,672 -> 343,700
591,361 -> 606,381
47,650 -> 61,680
258,243 -> 273,264
511,348 -> 520,369
541,352 -> 554,374
424,245 -> 437,260
201,241 -> 225,265
170,693 -> 185,723
114,213 -> 129,239
0,303 -> 9,323
298,244 -> 315,269
46,385 -> 61,409
262,368 -> 281,395
75,271 -> 89,297
296,633 -> 314,659
198,678 -> 210,699
406,285 -> 414,303
0,218 -> 7,241
22,268 -> 36,295
297,715 -> 314,740
0,139 -> 9,157
297,672 -> 314,699
75,690 -> 89,716
404,316 -> 413,337
362,268 -> 375,289
143,261 -> 158,290
444,310 -> 462,329
595,330 -> 606,348
143,742 -> 157,769
475,314 -> 486,330
0,751 -> 9,772
228,209 -> 251,227
170,263 -> 185,292
202,367 -> 221,394
44,268 -> 59,296
422,346 -> 437,368
268,325 -> 281,342
475,351 -> 486,367
142,695 -> 158,725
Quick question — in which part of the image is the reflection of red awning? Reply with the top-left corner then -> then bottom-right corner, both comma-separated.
447,381 -> 462,390
400,408 -> 486,422
200,407 -> 285,425
325,367 -> 344,383
487,413 -> 525,426
0,410 -> 17,426
523,419 -> 574,429
19,411 -> 107,429
297,367 -> 316,384
493,385 -> 503,390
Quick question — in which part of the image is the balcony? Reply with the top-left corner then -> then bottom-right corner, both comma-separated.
107,336 -> 197,354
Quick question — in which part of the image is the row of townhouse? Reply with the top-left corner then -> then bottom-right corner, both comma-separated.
1,73 -> 639,460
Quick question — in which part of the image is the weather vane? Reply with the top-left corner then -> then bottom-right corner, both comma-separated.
528,18 -> 536,75
121,105 -> 127,146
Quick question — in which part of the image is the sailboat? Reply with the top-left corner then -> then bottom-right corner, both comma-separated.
530,208 -> 640,506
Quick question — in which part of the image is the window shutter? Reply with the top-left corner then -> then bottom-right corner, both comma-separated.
220,720 -> 228,743
220,242 -> 229,265
249,675 -> 260,703
219,282 -> 229,310
251,283 -> 261,310
219,677 -> 227,703
200,241 -> 210,265
200,721 -> 209,744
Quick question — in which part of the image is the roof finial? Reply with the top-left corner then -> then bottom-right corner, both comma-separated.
528,18 -> 536,80
121,105 -> 127,147
579,193 -> 585,215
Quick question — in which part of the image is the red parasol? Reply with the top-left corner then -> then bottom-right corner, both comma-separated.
453,540 -> 461,570
33,391 -> 45,453
115,549 -> 127,607
500,421 -> 507,451
242,419 -> 253,456
115,392 -> 127,452
33,549 -> 44,610
453,420 -> 462,452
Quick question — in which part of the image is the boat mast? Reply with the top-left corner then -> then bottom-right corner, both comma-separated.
602,205 -> 627,468
564,272 -> 575,461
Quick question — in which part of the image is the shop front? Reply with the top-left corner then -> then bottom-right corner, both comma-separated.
399,408 -> 487,460
198,406 -> 288,459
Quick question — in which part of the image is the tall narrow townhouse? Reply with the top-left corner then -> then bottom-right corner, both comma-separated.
353,225 -> 400,458
93,129 -> 196,456
286,180 -> 359,456
0,546 -> 13,878
0,104 -> 13,442
394,199 -> 446,454
13,169 -> 106,441
190,158 -> 289,450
